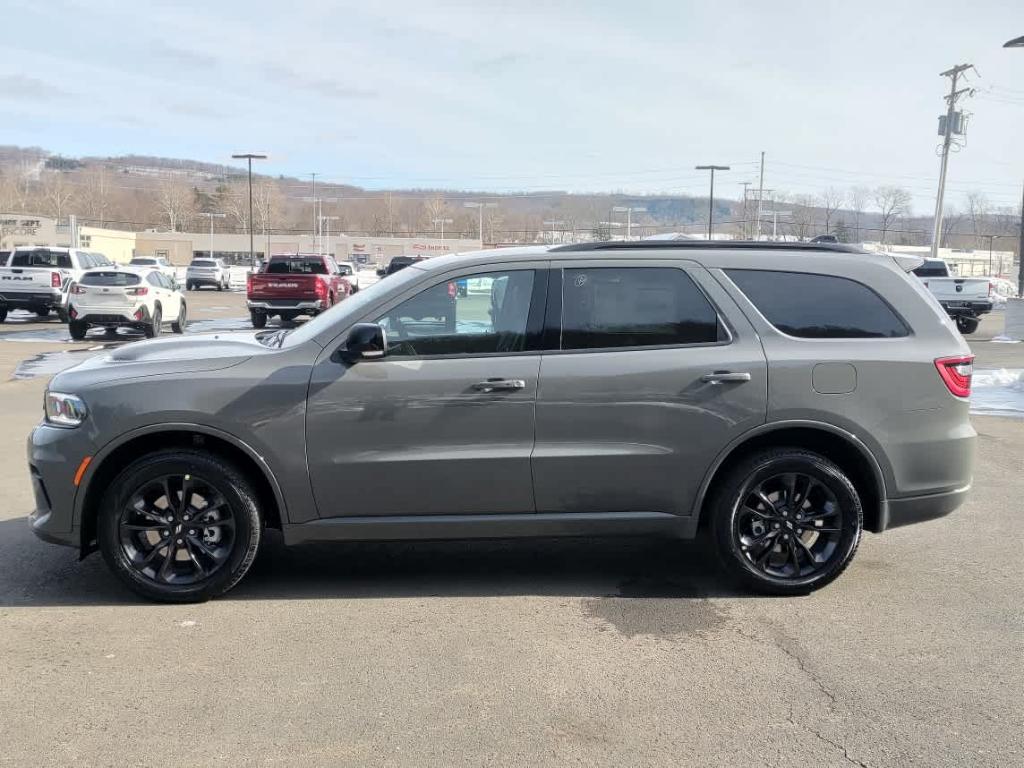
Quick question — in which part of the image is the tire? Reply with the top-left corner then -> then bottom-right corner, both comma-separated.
33,305 -> 50,318
68,320 -> 88,340
709,448 -> 863,596
171,303 -> 187,334
186,282 -> 194,292
144,306 -> 162,338
0,307 -> 7,323
56,308 -> 69,323
956,316 -> 979,335
216,282 -> 224,292
250,310 -> 267,329
97,449 -> 263,602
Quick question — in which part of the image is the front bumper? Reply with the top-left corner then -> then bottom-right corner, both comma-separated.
247,299 -> 324,312
27,424 -> 95,549
0,289 -> 64,310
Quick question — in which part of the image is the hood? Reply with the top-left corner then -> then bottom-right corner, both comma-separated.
49,332 -> 273,390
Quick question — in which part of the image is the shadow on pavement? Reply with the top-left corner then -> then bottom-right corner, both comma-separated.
0,515 -> 751,607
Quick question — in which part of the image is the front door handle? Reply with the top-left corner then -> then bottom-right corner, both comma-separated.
472,378 -> 526,392
701,371 -> 752,384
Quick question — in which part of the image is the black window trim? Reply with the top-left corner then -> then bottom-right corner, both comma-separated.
722,268 -> 913,341
366,266 -> 551,361
541,264 -> 734,356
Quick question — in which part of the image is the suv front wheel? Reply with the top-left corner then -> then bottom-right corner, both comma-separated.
97,450 -> 263,602
709,448 -> 863,595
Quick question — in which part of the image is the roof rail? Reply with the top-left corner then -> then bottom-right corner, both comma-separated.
549,241 -> 868,254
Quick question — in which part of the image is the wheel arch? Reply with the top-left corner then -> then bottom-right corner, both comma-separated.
694,421 -> 888,533
76,423 -> 286,555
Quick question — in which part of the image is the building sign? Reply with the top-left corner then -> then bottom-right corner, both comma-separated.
411,243 -> 452,252
0,218 -> 42,236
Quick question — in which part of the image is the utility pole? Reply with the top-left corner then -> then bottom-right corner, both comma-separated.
696,165 -> 730,239
543,219 -> 565,244
755,151 -> 766,240
231,153 -> 267,268
432,217 -> 453,239
612,206 -> 646,240
320,215 -> 339,257
464,201 -> 497,245
309,172 -> 318,239
201,212 -> 226,260
741,182 -> 752,238
1018,183 -> 1024,296
930,64 -> 976,260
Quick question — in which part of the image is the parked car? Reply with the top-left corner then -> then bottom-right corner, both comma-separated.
912,258 -> 992,334
129,256 -> 177,283
67,266 -> 187,340
29,241 -> 975,602
246,253 -> 351,328
0,246 -> 111,322
335,260 -> 363,292
185,258 -> 231,291
376,255 -> 425,277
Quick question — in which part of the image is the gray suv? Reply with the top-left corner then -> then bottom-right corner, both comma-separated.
28,242 -> 976,602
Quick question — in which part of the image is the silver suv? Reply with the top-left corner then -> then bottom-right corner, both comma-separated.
28,242 -> 975,602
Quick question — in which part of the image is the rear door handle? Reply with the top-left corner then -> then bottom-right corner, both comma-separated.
472,378 -> 526,392
701,371 -> 752,384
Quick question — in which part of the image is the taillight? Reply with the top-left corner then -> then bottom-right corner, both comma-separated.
71,284 -> 87,294
314,278 -> 328,299
246,274 -> 254,294
51,271 -> 61,288
935,355 -> 974,398
126,286 -> 148,297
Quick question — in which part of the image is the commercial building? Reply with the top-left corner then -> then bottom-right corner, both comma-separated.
1,213 -> 137,262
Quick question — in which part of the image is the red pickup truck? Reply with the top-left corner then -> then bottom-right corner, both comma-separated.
246,253 -> 351,328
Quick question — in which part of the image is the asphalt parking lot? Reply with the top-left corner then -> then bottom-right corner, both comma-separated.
0,296 -> 1021,767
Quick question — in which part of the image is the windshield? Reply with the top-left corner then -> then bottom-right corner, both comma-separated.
281,263 -> 422,348
11,250 -> 72,269
266,258 -> 327,275
81,271 -> 141,286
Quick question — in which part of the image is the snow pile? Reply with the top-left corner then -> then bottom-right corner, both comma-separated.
971,368 -> 1024,418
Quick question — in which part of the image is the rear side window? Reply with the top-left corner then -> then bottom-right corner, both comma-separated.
726,269 -> 909,339
11,250 -> 73,269
81,271 -> 141,286
560,267 -> 722,350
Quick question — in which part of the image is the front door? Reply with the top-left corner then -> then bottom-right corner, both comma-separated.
306,266 -> 546,517
532,260 -> 768,517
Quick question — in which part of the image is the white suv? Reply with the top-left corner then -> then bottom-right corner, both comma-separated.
67,267 -> 187,340
185,258 -> 231,291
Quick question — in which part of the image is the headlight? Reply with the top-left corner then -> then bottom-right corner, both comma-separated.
44,391 -> 88,427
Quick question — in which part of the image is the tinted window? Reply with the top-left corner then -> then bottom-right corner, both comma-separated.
131,258 -> 156,266
11,249 -> 73,269
80,271 -> 141,286
191,259 -> 216,267
560,267 -> 721,350
266,258 -> 327,275
376,270 -> 535,356
146,272 -> 163,286
727,269 -> 909,339
912,262 -> 949,278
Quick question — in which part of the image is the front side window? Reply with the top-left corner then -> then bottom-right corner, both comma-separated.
726,269 -> 909,339
560,267 -> 722,350
376,270 -> 535,357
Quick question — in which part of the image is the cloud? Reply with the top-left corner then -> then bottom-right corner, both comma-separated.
0,75 -> 73,102
149,43 -> 222,71
167,101 -> 228,119
262,64 -> 376,101
474,53 -> 522,76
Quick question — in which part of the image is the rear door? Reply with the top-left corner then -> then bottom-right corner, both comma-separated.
532,259 -> 768,517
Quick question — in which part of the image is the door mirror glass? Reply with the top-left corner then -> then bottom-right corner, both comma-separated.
376,268 -> 387,278
340,323 -> 387,361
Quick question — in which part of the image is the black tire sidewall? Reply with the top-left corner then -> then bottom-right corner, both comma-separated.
97,451 -> 262,602
68,320 -> 87,340
712,450 -> 863,595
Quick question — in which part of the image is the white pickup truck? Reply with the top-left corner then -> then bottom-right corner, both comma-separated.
0,247 -> 112,323
912,258 -> 993,334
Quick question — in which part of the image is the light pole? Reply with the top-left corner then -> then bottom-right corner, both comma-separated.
201,212 -> 226,261
543,219 -> 565,244
612,206 -> 647,240
464,201 -> 497,245
231,153 -> 267,267
696,165 -> 730,240
1005,36 -> 1024,294
432,218 -> 453,239
320,215 -> 339,257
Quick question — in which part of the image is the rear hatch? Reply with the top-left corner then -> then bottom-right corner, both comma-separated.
72,270 -> 145,308
188,260 -> 220,278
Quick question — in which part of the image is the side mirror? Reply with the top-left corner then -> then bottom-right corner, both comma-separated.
376,268 -> 386,278
338,323 -> 387,362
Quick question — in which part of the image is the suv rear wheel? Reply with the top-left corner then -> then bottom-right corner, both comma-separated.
68,320 -> 88,340
144,306 -> 162,338
97,450 -> 263,602
709,448 -> 863,595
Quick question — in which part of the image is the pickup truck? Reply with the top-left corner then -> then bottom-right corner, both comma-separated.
912,258 -> 992,334
0,247 -> 112,323
246,253 -> 351,328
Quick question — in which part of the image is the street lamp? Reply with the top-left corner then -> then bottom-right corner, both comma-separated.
463,201 -> 497,245
231,153 -> 267,268
1005,36 -> 1024,294
200,212 -> 226,261
696,165 -> 730,240
320,215 -> 339,256
612,206 -> 647,241
432,218 -> 453,239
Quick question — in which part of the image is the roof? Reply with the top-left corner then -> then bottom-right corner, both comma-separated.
550,240 -> 868,254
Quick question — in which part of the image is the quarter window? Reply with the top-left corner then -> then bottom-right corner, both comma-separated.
560,267 -> 722,350
376,270 -> 535,356
726,269 -> 909,338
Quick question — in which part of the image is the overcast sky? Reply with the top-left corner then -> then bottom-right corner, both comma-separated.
2,0 -> 1022,211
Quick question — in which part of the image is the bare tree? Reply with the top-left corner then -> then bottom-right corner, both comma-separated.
156,180 -> 194,232
39,171 -> 77,220
252,182 -> 283,238
848,186 -> 870,242
80,166 -> 111,226
964,191 -> 990,248
872,186 -> 912,244
788,194 -> 817,240
819,187 -> 845,234
215,182 -> 249,233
